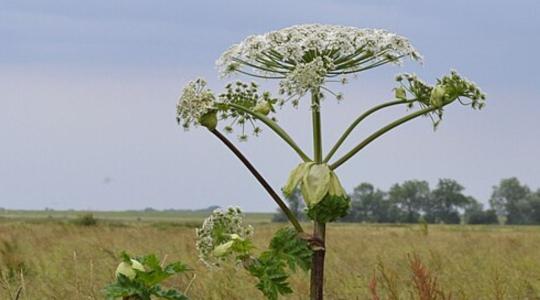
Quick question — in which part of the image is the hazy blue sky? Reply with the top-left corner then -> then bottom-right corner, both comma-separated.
1,0 -> 539,211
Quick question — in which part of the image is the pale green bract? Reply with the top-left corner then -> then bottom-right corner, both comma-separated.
429,84 -> 446,108
301,164 -> 332,207
283,163 -> 346,207
328,172 -> 347,198
283,162 -> 314,196
213,240 -> 235,257
115,259 -> 145,280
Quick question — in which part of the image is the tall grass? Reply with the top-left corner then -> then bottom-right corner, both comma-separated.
1,221 -> 540,299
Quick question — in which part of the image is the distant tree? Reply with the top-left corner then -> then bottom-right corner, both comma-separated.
490,178 -> 531,224
463,197 -> 499,224
466,209 -> 499,224
343,183 -> 397,223
424,179 -> 470,224
388,180 -> 430,223
526,190 -> 540,224
272,189 -> 305,222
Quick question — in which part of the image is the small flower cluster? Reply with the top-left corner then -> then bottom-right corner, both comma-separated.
395,70 -> 486,128
438,70 -> 486,109
176,78 -> 216,129
195,207 -> 254,267
395,73 -> 433,105
216,24 -> 422,102
279,57 -> 328,99
219,81 -> 278,141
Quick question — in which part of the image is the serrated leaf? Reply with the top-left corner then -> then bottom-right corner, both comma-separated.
307,195 -> 351,223
163,262 -> 189,275
153,286 -> 189,300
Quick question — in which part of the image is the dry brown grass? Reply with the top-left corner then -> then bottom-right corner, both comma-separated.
1,221 -> 540,299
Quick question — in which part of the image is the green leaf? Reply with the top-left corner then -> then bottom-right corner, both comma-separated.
269,228 -> 312,272
301,164 -> 331,207
307,195 -> 351,223
153,286 -> 189,300
283,162 -> 313,196
163,262 -> 190,275
120,251 -> 131,263
246,228 -> 312,300
248,256 -> 292,300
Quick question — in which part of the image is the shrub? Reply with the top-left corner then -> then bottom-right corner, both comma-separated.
73,213 -> 98,226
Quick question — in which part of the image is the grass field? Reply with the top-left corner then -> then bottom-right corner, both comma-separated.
1,211 -> 540,299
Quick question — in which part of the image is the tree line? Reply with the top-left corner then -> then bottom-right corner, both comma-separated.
273,177 -> 540,225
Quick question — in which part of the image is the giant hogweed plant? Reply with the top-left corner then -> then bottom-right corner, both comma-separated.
176,24 -> 486,299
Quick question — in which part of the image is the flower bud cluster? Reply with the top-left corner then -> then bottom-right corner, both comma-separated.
438,70 -> 486,109
196,207 -> 254,267
219,81 -> 278,141
395,70 -> 486,128
176,78 -> 216,129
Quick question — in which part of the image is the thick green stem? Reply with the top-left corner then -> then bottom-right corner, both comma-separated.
311,91 -> 323,163
310,88 -> 326,300
323,99 -> 412,163
227,103 -> 311,162
330,106 -> 441,170
210,129 -> 304,233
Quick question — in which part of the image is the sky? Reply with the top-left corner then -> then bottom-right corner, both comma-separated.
1,0 -> 539,211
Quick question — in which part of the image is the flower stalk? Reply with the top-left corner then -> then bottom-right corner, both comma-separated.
330,105 -> 444,170
310,88 -> 326,300
323,99 -> 414,163
227,103 -> 311,162
209,128 -> 304,233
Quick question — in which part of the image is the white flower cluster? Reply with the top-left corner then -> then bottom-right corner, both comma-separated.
216,24 -> 421,99
176,78 -> 216,129
195,207 -> 254,267
279,57 -> 327,97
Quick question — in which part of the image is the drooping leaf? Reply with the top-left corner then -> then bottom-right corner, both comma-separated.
283,162 -> 313,196
301,164 -> 331,207
328,171 -> 346,197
